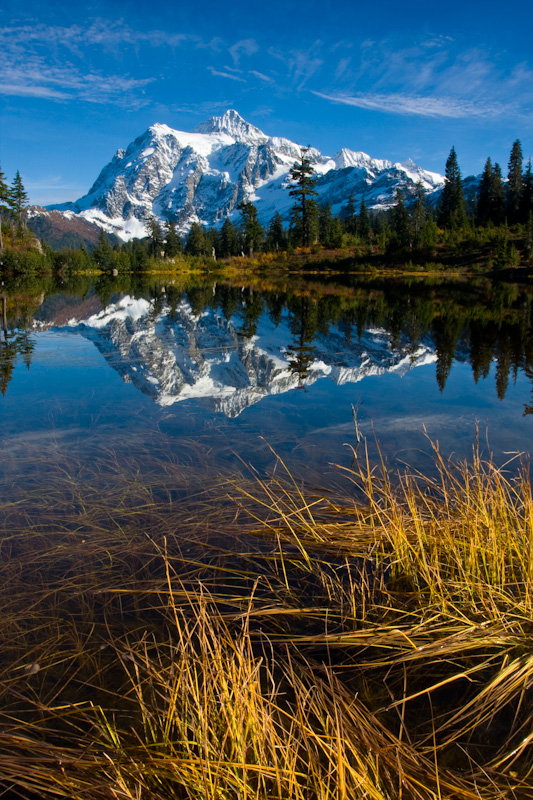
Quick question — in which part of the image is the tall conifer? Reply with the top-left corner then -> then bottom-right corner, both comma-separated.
438,147 -> 466,229
9,170 -> 29,230
0,166 -> 8,251
288,148 -> 318,246
506,139 -> 523,224
477,158 -> 493,226
490,163 -> 506,226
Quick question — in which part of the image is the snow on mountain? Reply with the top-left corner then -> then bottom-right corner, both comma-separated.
45,293 -> 436,418
47,110 -> 444,241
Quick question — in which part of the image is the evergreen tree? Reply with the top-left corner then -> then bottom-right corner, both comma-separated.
185,222 -> 209,256
206,227 -> 220,259
358,197 -> 371,241
265,212 -> 286,252
438,147 -> 467,229
92,230 -> 115,269
341,194 -> 357,235
288,148 -> 318,246
219,217 -> 239,258
411,181 -> 427,245
520,160 -> 533,224
392,190 -> 411,250
0,165 -> 8,251
477,158 -> 493,226
9,170 -> 29,230
490,163 -> 506,226
147,216 -> 164,258
164,220 -> 182,258
130,238 -> 149,270
238,202 -> 264,256
318,203 -> 334,247
506,139 -> 523,225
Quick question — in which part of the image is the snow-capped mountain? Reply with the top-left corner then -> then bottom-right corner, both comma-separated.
45,292 -> 437,418
46,109 -> 444,241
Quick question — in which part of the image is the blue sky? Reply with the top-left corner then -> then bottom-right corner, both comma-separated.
1,0 -> 532,206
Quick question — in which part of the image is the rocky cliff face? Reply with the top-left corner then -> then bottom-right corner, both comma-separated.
46,110 -> 444,241
47,293 -> 437,418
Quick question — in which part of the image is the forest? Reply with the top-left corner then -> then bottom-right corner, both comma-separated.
1,140 -> 533,275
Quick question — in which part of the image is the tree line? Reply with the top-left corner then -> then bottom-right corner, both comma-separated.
3,269 -> 533,401
2,138 -> 533,273
0,166 -> 30,250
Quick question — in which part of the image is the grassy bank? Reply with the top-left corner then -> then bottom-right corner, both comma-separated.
1,445 -> 533,799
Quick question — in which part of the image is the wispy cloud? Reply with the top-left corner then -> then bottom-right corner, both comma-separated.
1,58 -> 153,105
312,91 -> 511,119
0,21 -> 163,105
249,70 -> 274,83
269,44 -> 324,90
312,37 -> 533,122
208,67 -> 247,83
229,38 -> 259,66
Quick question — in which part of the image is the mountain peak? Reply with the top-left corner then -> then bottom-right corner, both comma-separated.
194,109 -> 267,144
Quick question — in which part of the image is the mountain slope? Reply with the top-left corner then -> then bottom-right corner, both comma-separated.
46,109 -> 444,241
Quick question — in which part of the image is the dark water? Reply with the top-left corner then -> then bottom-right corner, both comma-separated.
2,271 -> 533,498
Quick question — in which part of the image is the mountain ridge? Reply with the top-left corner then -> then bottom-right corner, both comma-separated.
41,110 -> 445,242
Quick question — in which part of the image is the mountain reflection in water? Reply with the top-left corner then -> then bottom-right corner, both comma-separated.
2,270 -> 533,483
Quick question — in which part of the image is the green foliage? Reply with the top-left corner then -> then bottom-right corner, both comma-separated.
438,146 -> 467,229
506,139 -> 523,225
147,216 -> 164,257
8,170 -> 29,230
288,148 -> 318,246
163,220 -> 182,258
238,201 -> 264,255
185,222 -> 209,256
92,230 -> 115,269
219,217 -> 240,258
358,197 -> 371,242
264,212 -> 286,252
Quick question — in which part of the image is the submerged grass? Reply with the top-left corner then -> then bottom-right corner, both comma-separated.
1,442 -> 533,799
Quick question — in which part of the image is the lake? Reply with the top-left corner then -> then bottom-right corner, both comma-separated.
2,270 -> 533,503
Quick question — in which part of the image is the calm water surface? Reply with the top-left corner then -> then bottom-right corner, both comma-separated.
2,272 -> 533,499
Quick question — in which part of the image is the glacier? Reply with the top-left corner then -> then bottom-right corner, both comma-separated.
46,109 -> 445,242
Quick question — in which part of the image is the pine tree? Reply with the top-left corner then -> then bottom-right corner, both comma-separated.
477,158 -> 493,226
520,160 -> 533,224
288,148 -> 318,246
265,212 -> 286,252
411,181 -> 427,245
438,147 -> 467,229
490,163 -> 505,226
220,217 -> 239,258
341,194 -> 357,235
318,203 -> 334,247
358,198 -> 371,241
392,190 -> 411,250
92,230 -> 115,269
0,166 -> 8,251
164,220 -> 182,258
506,139 -> 523,225
185,222 -> 208,256
238,202 -> 264,256
9,170 -> 29,230
147,216 -> 164,258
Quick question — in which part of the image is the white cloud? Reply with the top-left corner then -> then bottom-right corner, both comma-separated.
229,38 -> 259,66
249,70 -> 274,83
312,90 -> 511,119
208,67 -> 247,83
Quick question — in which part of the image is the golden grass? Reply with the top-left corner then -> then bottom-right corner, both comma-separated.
0,443 -> 532,799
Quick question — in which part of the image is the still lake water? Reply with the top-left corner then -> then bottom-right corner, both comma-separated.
2,271 -> 533,501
